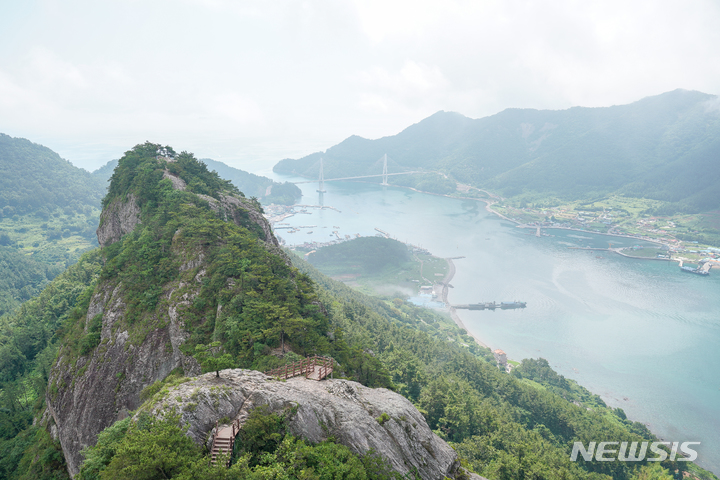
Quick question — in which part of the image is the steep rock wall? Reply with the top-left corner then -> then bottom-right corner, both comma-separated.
96,194 -> 141,247
50,168 -> 296,476
46,275 -> 203,476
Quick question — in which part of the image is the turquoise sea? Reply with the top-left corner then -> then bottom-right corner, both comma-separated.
268,176 -> 720,473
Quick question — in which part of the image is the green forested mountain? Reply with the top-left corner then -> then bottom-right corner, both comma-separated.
0,250 -> 102,479
94,157 -> 301,205
307,237 -> 411,274
274,89 -> 720,213
1,143 -> 716,479
201,158 -> 302,205
0,134 -> 105,217
0,134 -> 105,316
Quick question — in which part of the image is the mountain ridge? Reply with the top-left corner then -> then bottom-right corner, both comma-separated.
273,89 -> 720,212
94,157 -> 302,205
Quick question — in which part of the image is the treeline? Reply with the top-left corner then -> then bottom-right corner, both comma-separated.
390,172 -> 457,195
291,258 -> 715,480
0,248 -> 67,317
96,157 -> 303,206
0,133 -> 103,319
75,407 -> 408,480
0,134 -> 105,216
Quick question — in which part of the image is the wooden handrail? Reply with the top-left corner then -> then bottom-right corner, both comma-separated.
264,355 -> 335,381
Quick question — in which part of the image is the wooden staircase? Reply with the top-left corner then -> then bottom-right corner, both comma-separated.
209,419 -> 241,466
209,358 -> 335,467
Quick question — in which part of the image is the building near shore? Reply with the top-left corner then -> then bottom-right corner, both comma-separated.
493,349 -> 507,367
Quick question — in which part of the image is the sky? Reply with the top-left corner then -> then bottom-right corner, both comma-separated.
1,0 -> 719,172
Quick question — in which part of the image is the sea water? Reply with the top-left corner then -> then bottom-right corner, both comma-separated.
267,177 -> 720,473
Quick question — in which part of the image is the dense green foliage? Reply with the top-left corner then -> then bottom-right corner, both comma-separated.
275,89 -> 720,214
0,248 -> 65,317
192,342 -> 234,377
391,172 -> 457,194
77,409 -> 407,480
104,143 -> 236,207
290,257 -> 706,480
0,251 -> 103,480
0,134 -> 105,216
95,157 -> 301,205
65,143 -> 386,384
3,141 -> 717,479
308,237 -> 411,274
0,134 -> 104,317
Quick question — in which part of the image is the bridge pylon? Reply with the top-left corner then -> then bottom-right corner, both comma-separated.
381,154 -> 389,186
317,158 -> 327,193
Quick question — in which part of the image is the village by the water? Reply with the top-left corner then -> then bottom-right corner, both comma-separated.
264,196 -> 720,278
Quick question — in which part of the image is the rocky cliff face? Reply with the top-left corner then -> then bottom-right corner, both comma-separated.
144,369 -> 462,480
47,148 -> 470,480
48,172 -> 285,476
199,192 -> 279,248
46,275 -> 202,475
96,194 -> 141,247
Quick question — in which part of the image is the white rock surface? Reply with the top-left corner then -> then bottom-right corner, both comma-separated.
147,369 -> 462,480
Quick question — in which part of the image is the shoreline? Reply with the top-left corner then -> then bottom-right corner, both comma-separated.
274,177 -> 718,473
439,258 -> 490,349
276,173 -> 703,253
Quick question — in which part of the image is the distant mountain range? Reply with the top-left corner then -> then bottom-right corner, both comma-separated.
274,89 -> 720,213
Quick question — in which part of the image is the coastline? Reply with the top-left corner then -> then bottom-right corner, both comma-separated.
439,258 -> 490,349
274,176 -> 686,352
275,173 -> 697,254
273,175 -> 719,473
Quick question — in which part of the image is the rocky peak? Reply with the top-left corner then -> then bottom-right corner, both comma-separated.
143,369 -> 464,480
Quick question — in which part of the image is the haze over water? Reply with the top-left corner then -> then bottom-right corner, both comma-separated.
269,175 -> 720,472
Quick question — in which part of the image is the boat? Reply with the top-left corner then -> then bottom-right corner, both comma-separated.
500,301 -> 527,309
680,266 -> 709,276
456,301 -> 526,310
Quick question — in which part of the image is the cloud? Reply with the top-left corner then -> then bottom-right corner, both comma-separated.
357,60 -> 448,111
207,92 -> 265,125
0,0 -> 719,170
29,47 -> 89,89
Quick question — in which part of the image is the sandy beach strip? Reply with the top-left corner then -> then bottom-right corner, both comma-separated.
441,258 -> 490,349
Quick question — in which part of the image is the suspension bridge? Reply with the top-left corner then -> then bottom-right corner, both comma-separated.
291,154 -> 427,192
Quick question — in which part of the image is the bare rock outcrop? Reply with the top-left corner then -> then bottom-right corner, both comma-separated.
46,279 -> 201,476
197,193 -> 279,248
145,370 -> 462,480
162,169 -> 187,190
96,194 -> 141,247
